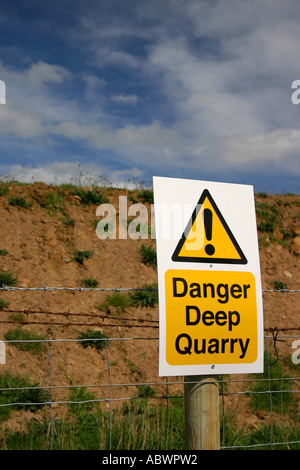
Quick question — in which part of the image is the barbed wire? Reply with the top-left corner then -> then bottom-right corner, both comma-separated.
0,308 -> 299,331
0,285 -> 299,293
0,286 -> 151,292
0,319 -> 159,328
0,307 -> 159,329
0,308 -> 159,322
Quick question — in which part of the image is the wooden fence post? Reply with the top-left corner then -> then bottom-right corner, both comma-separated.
184,375 -> 220,450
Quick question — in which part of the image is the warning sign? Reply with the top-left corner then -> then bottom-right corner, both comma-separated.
172,189 -> 247,264
165,270 -> 257,366
153,176 -> 264,377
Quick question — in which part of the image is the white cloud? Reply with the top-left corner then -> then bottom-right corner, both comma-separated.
27,60 -> 71,87
222,128 -> 300,173
82,74 -> 106,101
6,161 -> 144,187
0,102 -> 45,138
111,94 -> 138,105
149,40 -> 265,137
52,118 -> 184,167
0,59 -> 75,138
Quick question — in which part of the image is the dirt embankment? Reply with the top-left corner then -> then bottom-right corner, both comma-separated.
0,182 -> 299,432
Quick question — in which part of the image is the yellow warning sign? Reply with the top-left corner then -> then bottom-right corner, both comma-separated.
165,269 -> 257,366
172,189 -> 247,264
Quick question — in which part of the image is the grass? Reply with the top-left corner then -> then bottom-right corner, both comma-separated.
8,312 -> 25,322
0,384 -> 299,450
257,219 -> 277,233
4,329 -> 46,352
97,293 -> 131,315
0,183 -> 9,197
139,244 -> 157,269
137,385 -> 156,398
0,299 -> 10,309
0,269 -> 18,287
81,277 -> 98,288
77,330 -> 109,351
73,250 -> 93,265
237,423 -> 300,450
137,189 -> 154,204
8,196 -> 31,209
256,201 -> 279,233
248,351 -> 293,414
69,188 -> 108,205
0,249 -> 8,256
273,280 -> 287,290
38,190 -> 74,226
0,372 -> 50,421
129,283 -> 158,308
41,190 -> 65,214
0,395 -> 185,450
59,209 -> 75,227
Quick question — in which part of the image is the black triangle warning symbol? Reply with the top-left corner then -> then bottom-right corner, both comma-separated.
172,189 -> 247,264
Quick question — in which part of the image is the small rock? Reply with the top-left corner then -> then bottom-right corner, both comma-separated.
284,271 -> 292,278
292,236 -> 300,255
274,230 -> 284,240
18,278 -> 31,287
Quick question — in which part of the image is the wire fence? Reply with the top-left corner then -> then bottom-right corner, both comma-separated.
0,286 -> 299,450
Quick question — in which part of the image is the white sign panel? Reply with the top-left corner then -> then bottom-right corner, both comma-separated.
153,176 -> 264,377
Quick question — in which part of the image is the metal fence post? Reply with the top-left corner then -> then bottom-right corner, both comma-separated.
184,375 -> 220,450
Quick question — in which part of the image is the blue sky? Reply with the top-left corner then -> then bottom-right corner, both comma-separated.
0,0 -> 300,193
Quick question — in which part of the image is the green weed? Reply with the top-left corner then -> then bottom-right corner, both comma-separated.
0,299 -> 10,309
73,250 -> 93,265
137,189 -> 153,204
4,329 -> 45,352
136,385 -> 156,398
81,277 -> 98,288
139,244 -> 157,269
130,284 -> 158,308
0,372 -> 50,421
68,387 -> 99,417
0,269 -> 18,287
60,210 -> 75,227
273,280 -> 287,290
8,196 -> 31,209
256,201 -> 279,233
41,190 -> 65,214
77,329 -> 109,351
0,183 -> 9,197
97,293 -> 131,315
70,188 -> 108,205
8,313 -> 25,322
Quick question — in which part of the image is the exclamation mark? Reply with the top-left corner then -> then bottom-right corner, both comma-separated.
203,208 -> 215,256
